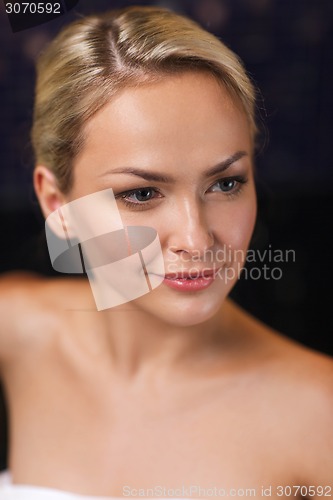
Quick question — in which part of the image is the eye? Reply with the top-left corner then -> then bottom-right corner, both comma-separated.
115,186 -> 163,211
126,188 -> 155,203
209,175 -> 247,195
213,179 -> 237,192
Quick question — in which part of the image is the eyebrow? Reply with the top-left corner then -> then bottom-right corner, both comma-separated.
102,150 -> 248,183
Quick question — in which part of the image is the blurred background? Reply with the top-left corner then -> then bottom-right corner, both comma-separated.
0,0 -> 333,467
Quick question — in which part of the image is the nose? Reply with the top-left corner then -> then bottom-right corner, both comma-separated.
167,197 -> 215,259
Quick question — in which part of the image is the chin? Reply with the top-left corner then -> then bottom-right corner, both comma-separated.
130,279 -> 232,327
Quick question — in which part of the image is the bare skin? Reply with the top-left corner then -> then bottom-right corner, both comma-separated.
0,73 -> 332,498
0,275 -> 332,498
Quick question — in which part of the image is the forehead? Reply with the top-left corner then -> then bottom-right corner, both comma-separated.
75,72 -> 252,176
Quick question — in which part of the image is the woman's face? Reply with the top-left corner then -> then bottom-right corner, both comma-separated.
67,72 -> 257,326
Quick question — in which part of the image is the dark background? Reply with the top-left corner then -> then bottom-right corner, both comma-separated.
0,0 -> 333,470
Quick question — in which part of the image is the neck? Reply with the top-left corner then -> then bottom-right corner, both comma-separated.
95,299 -> 235,382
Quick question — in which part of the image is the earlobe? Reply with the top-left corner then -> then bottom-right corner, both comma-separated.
34,165 -> 66,219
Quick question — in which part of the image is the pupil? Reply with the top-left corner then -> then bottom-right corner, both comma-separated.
136,188 -> 152,201
221,180 -> 234,191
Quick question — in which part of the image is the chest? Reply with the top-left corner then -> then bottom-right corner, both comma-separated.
7,364 -> 294,496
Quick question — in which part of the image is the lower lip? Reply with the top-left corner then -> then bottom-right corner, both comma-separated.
163,275 -> 215,291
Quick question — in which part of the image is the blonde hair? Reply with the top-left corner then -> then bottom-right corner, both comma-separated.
32,5 -> 257,193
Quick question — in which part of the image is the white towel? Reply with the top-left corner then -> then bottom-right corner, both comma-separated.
0,470 -> 191,500
0,470 -> 119,499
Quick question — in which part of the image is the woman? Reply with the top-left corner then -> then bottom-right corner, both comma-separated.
0,5 -> 332,499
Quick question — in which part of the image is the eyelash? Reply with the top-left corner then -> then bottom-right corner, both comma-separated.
115,176 -> 248,211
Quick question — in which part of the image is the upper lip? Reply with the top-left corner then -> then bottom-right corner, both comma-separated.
164,269 -> 219,279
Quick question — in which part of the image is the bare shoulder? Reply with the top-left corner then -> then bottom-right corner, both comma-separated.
232,298 -> 333,409
228,299 -> 333,486
274,337 -> 333,487
273,339 -> 333,487
0,272 -> 90,363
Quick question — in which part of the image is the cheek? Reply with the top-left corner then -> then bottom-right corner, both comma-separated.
210,195 -> 257,252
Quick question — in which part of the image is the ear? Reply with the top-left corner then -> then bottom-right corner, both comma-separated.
34,165 -> 67,219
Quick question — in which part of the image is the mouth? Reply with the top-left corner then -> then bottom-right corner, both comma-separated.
164,269 -> 217,280
161,268 -> 221,291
